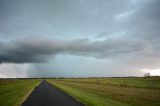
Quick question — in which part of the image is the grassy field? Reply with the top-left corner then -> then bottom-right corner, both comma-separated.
47,77 -> 160,106
0,79 -> 41,106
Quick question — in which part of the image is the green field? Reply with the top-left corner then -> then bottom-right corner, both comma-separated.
47,77 -> 160,106
0,79 -> 41,106
0,78 -> 160,106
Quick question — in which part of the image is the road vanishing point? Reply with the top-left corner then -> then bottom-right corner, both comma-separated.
22,80 -> 84,106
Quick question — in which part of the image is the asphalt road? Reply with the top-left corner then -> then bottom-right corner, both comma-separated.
22,80 -> 84,106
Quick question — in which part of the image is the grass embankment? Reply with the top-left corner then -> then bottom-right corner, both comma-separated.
0,79 -> 41,106
47,77 -> 160,106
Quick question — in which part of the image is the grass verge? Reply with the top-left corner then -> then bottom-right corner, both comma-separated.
0,79 -> 41,106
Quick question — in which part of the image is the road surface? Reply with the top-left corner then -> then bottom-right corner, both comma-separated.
22,80 -> 84,106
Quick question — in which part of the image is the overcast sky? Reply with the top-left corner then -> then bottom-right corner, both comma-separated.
0,0 -> 160,78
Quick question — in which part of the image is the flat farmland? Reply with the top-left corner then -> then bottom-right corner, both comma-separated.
0,79 -> 41,106
47,77 -> 160,106
1,78 -> 160,106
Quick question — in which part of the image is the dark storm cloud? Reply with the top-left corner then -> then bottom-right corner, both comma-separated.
0,36 -> 146,63
0,0 -> 160,64
0,37 -> 62,63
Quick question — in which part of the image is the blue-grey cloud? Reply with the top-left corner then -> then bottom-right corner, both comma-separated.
0,0 -> 160,77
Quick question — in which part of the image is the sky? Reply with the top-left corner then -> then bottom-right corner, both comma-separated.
0,0 -> 160,78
